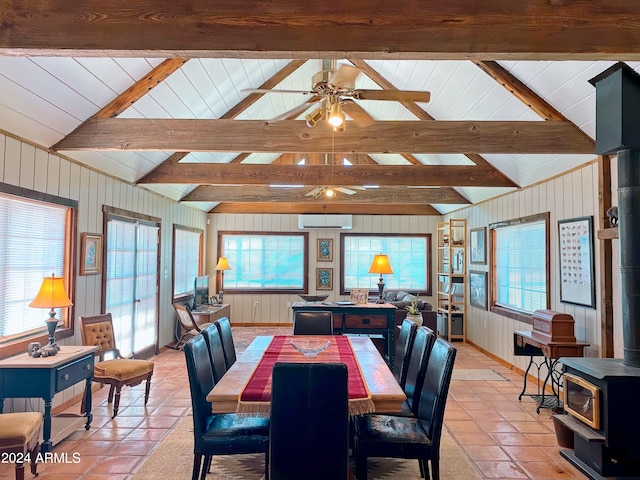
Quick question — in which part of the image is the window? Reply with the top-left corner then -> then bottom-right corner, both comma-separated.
340,234 -> 431,295
173,226 -> 203,297
490,213 -> 550,321
0,184 -> 77,350
218,232 -> 308,293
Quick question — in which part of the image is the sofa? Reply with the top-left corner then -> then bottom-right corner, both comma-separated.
381,290 -> 438,335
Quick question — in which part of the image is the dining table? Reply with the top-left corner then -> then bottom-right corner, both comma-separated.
206,335 -> 406,414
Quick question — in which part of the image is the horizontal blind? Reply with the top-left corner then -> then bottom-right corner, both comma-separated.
343,236 -> 428,291
0,193 -> 68,339
495,220 -> 547,313
174,228 -> 201,296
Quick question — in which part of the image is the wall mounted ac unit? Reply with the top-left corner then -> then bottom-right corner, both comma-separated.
298,214 -> 353,229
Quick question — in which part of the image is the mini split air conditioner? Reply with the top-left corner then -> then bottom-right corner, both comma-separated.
298,214 -> 353,229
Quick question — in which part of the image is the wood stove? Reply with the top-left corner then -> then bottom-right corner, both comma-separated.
554,62 -> 640,479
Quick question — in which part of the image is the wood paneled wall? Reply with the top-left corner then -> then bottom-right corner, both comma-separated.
0,131 -> 206,410
447,160 -> 606,374
208,214 -> 440,325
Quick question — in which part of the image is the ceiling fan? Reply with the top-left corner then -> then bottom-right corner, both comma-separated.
247,63 -> 431,131
305,185 -> 365,199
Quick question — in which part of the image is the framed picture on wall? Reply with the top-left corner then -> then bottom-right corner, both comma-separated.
317,238 -> 333,261
559,216 -> 596,308
80,232 -> 103,275
470,227 -> 487,265
469,271 -> 488,310
316,268 -> 333,290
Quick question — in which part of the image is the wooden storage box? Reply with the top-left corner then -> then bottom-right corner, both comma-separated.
531,309 -> 576,343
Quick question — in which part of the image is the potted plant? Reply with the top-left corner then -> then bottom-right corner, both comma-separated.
405,295 -> 423,326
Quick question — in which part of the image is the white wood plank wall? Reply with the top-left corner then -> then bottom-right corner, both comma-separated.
0,131 -> 206,411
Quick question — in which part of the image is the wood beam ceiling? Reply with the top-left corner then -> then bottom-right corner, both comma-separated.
54,119 -> 594,154
210,203 -> 441,215
182,185 -> 470,204
1,1 -> 640,59
139,164 -> 517,187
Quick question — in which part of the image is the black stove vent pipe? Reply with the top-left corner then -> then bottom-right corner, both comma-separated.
590,62 -> 640,368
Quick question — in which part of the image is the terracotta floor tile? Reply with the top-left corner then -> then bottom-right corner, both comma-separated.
477,421 -> 518,433
489,432 -> 534,446
517,460 -> 585,479
445,419 -> 483,433
502,445 -> 552,463
451,431 -> 499,446
89,455 -> 143,474
110,440 -> 157,456
510,421 -> 554,434
124,427 -> 171,442
464,445 -> 511,461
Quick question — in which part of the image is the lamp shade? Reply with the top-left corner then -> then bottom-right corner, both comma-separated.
214,257 -> 231,271
29,274 -> 73,309
368,254 -> 393,275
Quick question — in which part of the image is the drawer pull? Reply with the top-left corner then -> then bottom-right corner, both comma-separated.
63,373 -> 70,381
85,363 -> 92,370
362,318 -> 371,324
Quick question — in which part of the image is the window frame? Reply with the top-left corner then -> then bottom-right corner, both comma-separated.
217,231 -> 309,294
172,225 -> 204,301
339,233 -> 432,296
0,182 -> 77,359
489,212 -> 551,325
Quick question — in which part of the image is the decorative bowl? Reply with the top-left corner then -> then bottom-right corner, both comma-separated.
298,294 -> 329,303
289,338 -> 331,357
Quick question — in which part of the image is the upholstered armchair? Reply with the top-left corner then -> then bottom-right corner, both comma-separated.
80,313 -> 155,418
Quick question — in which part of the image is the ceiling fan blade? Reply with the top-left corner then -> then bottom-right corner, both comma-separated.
305,187 -> 323,197
242,88 -> 315,95
335,187 -> 358,195
329,65 -> 361,89
272,96 -> 322,121
352,89 -> 431,102
341,99 -> 376,127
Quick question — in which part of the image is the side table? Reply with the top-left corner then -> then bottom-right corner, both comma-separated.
0,345 -> 97,452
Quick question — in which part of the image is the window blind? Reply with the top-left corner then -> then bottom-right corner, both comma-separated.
174,228 -> 201,296
0,193 -> 68,339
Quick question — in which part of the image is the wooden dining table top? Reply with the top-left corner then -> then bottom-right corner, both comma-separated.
206,335 -> 407,414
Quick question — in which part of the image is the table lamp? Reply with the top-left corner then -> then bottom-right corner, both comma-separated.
214,257 -> 231,303
368,254 -> 393,304
28,273 -> 73,356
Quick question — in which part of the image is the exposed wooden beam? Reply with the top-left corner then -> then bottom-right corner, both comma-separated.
53,119 -> 594,154
95,58 -> 188,118
182,185 -> 470,204
210,203 -> 441,215
2,1 -> 640,59
139,164 -> 518,187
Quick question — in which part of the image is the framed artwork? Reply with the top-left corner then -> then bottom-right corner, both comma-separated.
558,216 -> 596,308
80,232 -> 103,275
470,227 -> 486,265
317,238 -> 333,261
316,268 -> 333,290
350,288 -> 369,304
469,271 -> 488,310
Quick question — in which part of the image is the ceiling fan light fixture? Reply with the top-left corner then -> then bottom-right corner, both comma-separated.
325,187 -> 335,197
305,107 -> 325,128
327,103 -> 345,128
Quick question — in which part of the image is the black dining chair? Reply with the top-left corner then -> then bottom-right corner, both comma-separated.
269,362 -> 350,480
393,318 -> 418,388
183,335 -> 269,480
400,326 -> 436,415
292,310 -> 333,335
201,324 -> 228,383
354,337 -> 457,480
214,317 -> 237,369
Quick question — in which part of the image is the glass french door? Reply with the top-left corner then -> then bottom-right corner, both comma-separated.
105,215 -> 159,358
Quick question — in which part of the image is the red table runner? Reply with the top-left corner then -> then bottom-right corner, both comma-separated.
238,335 -> 374,415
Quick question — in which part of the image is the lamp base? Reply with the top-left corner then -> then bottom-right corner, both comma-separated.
376,277 -> 386,304
32,317 -> 61,357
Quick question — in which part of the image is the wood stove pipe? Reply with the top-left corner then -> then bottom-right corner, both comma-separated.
590,62 -> 640,368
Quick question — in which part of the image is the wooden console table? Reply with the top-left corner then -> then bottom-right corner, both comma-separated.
0,345 -> 97,452
514,331 -> 589,413
292,302 -> 397,366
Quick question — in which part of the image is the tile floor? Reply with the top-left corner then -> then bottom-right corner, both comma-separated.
0,330 -> 585,480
